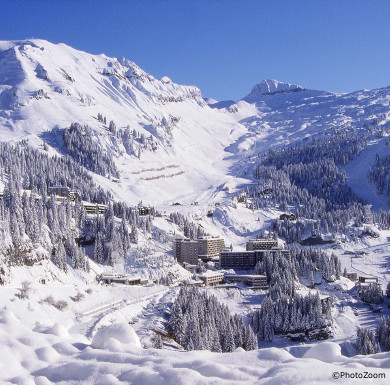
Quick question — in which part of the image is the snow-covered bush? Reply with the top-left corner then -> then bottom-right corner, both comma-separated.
53,300 -> 68,311
18,281 -> 32,299
91,323 -> 141,350
72,292 -> 85,302
44,296 -> 67,311
44,296 -> 56,306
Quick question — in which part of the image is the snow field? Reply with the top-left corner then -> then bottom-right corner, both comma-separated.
1,305 -> 389,385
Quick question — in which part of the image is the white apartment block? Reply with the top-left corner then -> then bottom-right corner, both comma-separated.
197,236 -> 225,261
198,271 -> 225,286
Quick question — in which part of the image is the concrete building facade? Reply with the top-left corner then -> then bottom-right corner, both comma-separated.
174,238 -> 199,265
246,239 -> 278,251
220,250 -> 260,269
197,236 -> 225,261
198,271 -> 225,286
225,274 -> 268,289
220,244 -> 290,270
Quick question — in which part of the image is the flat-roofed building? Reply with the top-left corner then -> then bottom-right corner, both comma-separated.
220,250 -> 259,269
225,274 -> 268,289
199,271 -> 224,286
246,239 -> 278,251
359,276 -> 379,284
197,236 -> 225,261
220,247 -> 289,270
98,275 -> 144,285
83,202 -> 107,215
48,186 -> 80,201
174,238 -> 199,265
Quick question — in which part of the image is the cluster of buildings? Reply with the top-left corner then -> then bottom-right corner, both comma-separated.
48,186 -> 150,216
174,236 -> 284,290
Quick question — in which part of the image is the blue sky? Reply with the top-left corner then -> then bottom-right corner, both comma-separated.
1,0 -> 390,100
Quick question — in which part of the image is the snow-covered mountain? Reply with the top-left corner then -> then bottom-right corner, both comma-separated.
0,39 -> 248,206
246,78 -> 305,97
2,39 -> 390,208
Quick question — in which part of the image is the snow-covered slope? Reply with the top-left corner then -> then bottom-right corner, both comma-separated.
0,39 -> 247,206
212,79 -> 390,209
235,79 -> 390,152
2,40 -> 390,209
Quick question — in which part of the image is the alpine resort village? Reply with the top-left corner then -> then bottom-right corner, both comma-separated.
1,1 -> 390,384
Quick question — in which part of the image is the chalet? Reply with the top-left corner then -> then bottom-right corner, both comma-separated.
182,262 -> 199,273
320,295 -> 331,306
48,185 -> 70,198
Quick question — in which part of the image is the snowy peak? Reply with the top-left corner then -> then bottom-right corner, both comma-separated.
248,79 -> 305,96
0,39 -> 208,139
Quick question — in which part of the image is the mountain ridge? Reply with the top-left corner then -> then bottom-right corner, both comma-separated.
1,39 -> 390,210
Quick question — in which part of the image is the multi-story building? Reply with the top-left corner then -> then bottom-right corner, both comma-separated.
197,236 -> 225,261
220,243 -> 289,270
246,238 -> 278,251
220,250 -> 260,269
224,274 -> 268,289
173,238 -> 199,265
198,271 -> 225,286
48,186 -> 80,202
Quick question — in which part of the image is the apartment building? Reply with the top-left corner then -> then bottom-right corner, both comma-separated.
173,238 -> 199,265
246,238 -> 278,251
198,271 -> 225,286
224,274 -> 268,289
220,242 -> 289,270
197,236 -> 225,261
220,250 -> 260,269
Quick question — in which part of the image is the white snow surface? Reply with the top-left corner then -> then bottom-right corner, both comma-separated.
1,301 -> 389,385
